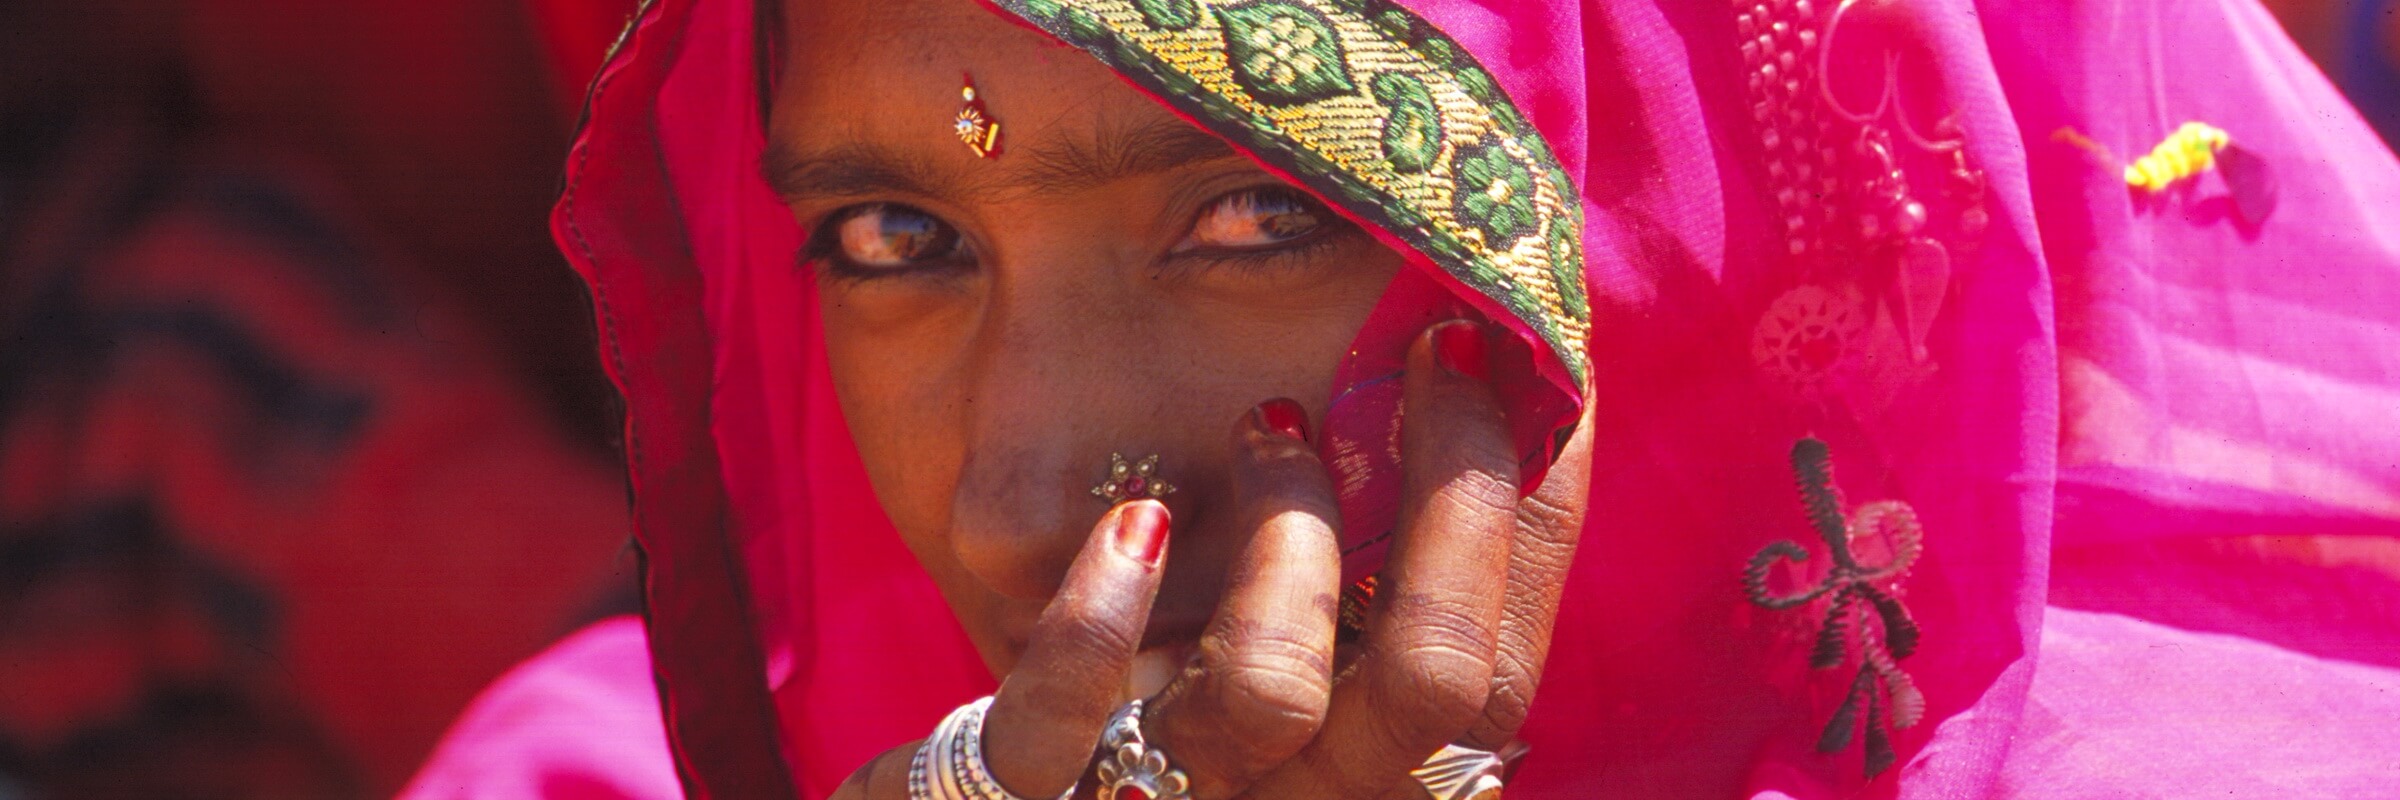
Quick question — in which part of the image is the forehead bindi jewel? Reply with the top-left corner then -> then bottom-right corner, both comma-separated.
955,73 -> 1003,159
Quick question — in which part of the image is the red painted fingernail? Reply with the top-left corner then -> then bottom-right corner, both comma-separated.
1433,321 -> 1488,380
1114,501 -> 1170,568
1257,398 -> 1310,442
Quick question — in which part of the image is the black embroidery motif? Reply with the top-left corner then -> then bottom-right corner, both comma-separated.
1743,437 -> 1925,778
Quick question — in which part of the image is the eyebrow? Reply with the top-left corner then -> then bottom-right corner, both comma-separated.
763,140 -> 950,202
762,118 -> 1243,205
1009,117 -> 1241,195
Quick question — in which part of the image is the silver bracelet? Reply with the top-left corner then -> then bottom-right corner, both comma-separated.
907,696 -> 1073,800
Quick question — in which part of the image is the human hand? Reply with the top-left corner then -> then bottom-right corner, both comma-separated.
835,318 -> 1593,799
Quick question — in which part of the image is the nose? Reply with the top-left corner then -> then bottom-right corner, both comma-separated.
943,247 -> 1200,601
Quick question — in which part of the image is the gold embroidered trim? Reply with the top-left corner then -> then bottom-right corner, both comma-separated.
989,0 -> 1590,383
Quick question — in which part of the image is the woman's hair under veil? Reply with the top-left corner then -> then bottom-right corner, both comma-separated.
752,0 -> 781,124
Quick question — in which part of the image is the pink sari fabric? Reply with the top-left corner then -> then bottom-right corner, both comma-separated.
408,0 -> 2400,797
401,617 -> 677,799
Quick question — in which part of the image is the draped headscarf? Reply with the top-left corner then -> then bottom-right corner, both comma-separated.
409,0 -> 2400,797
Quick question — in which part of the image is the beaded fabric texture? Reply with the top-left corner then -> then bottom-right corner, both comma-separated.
1729,0 -> 1986,780
1738,0 -> 1988,413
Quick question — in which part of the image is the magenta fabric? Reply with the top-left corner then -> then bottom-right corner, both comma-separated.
408,0 -> 2400,797
403,617 -> 678,799
1996,0 -> 2400,667
2002,608 -> 2400,795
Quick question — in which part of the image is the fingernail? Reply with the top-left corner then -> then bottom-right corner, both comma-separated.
1114,501 -> 1169,567
1433,320 -> 1488,380
1256,398 -> 1310,442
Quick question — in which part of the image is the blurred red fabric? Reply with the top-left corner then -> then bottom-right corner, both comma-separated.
1,1 -> 638,795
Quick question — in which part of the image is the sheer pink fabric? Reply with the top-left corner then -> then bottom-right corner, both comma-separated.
402,618 -> 677,799
409,0 -> 2400,797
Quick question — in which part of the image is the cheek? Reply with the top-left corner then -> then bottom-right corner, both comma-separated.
821,305 -> 969,543
1185,239 -> 1407,389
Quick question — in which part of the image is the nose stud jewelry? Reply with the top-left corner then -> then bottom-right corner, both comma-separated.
1092,453 -> 1175,502
955,73 -> 1002,159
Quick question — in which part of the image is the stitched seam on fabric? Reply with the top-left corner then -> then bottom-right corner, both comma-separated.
565,37 -> 640,493
559,0 -> 690,792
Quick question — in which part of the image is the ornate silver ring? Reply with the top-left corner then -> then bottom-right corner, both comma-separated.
1095,699 -> 1191,800
1411,743 -> 1507,800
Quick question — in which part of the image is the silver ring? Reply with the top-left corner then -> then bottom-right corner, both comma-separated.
1411,743 -> 1506,800
908,696 -> 1073,800
1096,700 -> 1192,800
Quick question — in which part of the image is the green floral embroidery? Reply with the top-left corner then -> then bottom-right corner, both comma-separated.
1059,6 -> 1112,46
1133,0 -> 1201,29
1489,102 -> 1527,138
1371,73 -> 1440,173
1453,65 -> 1499,104
1547,220 -> 1586,313
1743,438 -> 1927,779
1217,3 -> 1355,104
984,0 -> 1591,385
1454,141 -> 1537,244
1414,35 -> 1456,66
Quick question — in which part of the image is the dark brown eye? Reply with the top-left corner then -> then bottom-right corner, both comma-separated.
826,203 -> 967,269
1178,186 -> 1328,252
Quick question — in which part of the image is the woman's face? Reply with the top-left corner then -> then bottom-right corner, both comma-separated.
769,0 -> 1403,675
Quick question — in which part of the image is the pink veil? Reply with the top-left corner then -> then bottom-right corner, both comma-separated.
405,0 -> 2400,797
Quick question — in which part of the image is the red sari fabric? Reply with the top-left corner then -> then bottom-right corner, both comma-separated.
0,144 -> 633,797
4,4 -> 645,794
410,0 -> 2400,797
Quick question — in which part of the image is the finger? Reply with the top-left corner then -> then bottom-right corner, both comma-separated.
830,741 -> 922,800
981,500 -> 1172,798
1257,319 -> 1518,796
1142,399 -> 1342,798
1461,394 -> 1593,750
